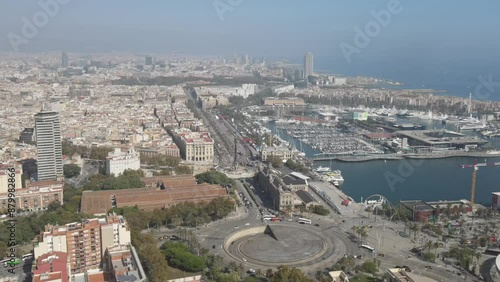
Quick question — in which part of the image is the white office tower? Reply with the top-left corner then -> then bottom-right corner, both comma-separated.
35,110 -> 63,181
304,52 -> 314,80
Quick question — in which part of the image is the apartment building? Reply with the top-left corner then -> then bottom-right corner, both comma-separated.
172,129 -> 214,163
105,147 -> 141,176
34,214 -> 131,274
0,180 -> 63,213
0,164 -> 22,194
33,252 -> 69,282
102,245 -> 146,282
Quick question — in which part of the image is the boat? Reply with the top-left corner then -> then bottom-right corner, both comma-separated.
323,170 -> 344,186
315,166 -> 331,173
459,123 -> 487,131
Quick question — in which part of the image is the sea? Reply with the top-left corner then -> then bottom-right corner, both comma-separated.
314,58 -> 500,102
267,121 -> 500,207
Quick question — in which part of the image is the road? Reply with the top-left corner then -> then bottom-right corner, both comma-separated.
65,160 -> 99,187
0,259 -> 32,282
148,174 -> 479,280
185,87 -> 233,167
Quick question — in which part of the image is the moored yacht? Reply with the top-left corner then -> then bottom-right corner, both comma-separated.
315,166 -> 331,173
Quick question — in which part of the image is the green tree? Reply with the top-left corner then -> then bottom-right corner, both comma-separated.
195,171 -> 233,187
270,266 -> 315,282
0,241 -> 7,258
359,260 -> 378,274
175,165 -> 193,175
312,205 -> 330,216
63,164 -> 81,178
266,156 -> 283,168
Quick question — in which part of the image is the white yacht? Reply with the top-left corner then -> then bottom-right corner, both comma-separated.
315,166 -> 331,173
321,170 -> 344,186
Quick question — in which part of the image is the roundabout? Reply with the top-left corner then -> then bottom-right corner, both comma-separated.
223,223 -> 349,268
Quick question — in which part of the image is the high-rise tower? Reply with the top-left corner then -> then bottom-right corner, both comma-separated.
61,52 -> 68,67
34,109 -> 63,181
304,52 -> 314,80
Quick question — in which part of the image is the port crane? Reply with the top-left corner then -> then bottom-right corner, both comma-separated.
460,161 -> 500,209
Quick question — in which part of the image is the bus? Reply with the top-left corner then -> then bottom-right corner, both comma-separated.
22,253 -> 33,261
3,258 -> 21,267
360,245 -> 375,253
297,218 -> 312,224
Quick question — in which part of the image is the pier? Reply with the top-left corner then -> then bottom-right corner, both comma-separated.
311,151 -> 500,162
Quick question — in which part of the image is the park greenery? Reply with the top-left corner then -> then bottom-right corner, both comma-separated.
285,159 -> 309,173
357,259 -> 381,274
141,154 -> 193,176
268,266 -> 315,282
62,141 -> 112,160
140,154 -> 180,168
161,242 -> 206,272
83,169 -> 144,191
311,205 -> 331,216
195,171 -> 233,187
266,155 -> 283,168
63,164 -> 81,178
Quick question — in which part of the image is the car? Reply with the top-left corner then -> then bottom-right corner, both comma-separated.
378,253 -> 385,257
314,223 -> 320,227
424,266 -> 432,269
245,223 -> 250,226
234,226 -> 239,229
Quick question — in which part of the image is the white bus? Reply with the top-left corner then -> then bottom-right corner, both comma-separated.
22,254 -> 33,261
297,218 -> 312,224
360,244 -> 375,252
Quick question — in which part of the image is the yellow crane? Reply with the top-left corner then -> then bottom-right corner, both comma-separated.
460,160 -> 500,210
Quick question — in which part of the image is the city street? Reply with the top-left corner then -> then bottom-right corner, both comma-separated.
0,259 -> 32,282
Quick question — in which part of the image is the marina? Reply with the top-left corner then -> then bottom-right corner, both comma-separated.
276,123 -> 383,156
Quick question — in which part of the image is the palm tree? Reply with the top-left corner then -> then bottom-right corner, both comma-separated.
410,223 -> 420,240
266,268 -> 273,279
446,203 -> 452,217
425,240 -> 433,253
433,241 -> 440,255
256,269 -> 263,278
360,229 -> 368,244
475,252 -> 482,265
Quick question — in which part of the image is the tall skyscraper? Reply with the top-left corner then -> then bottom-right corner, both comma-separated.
145,56 -> 153,65
304,52 -> 314,80
61,52 -> 68,67
35,109 -> 63,181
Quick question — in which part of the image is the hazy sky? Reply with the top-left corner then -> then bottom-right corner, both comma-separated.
2,0 -> 500,65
